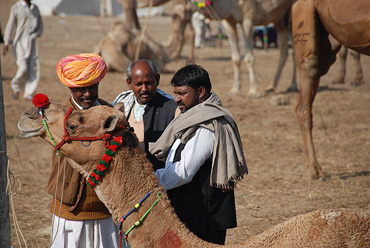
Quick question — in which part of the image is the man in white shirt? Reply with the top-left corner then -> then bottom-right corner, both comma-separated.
150,63 -> 248,245
3,0 -> 43,100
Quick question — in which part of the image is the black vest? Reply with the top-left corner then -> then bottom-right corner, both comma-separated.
142,93 -> 177,171
167,143 -> 237,234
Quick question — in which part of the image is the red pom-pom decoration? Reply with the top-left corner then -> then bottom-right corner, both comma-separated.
32,93 -> 50,108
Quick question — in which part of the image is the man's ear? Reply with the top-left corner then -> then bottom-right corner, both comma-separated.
156,74 -> 160,86
198,86 -> 206,99
126,79 -> 132,90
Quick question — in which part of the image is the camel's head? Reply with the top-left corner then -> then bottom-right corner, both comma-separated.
18,101 -> 131,170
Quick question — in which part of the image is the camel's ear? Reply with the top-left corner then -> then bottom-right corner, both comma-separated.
102,114 -> 120,132
113,102 -> 125,113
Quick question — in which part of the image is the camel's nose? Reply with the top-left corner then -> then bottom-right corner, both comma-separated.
25,107 -> 41,120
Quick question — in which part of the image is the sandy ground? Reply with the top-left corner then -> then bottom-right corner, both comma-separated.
1,0 -> 370,247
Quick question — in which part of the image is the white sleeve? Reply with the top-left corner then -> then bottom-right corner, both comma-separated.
154,127 -> 214,191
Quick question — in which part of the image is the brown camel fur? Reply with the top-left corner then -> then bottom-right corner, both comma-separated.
292,0 -> 370,180
95,2 -> 193,72
18,102 -> 370,247
118,0 -> 172,30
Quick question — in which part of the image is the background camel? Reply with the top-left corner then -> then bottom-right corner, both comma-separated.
99,0 -> 297,96
17,101 -> 370,247
332,46 -> 364,86
175,0 -> 298,96
95,1 -> 193,72
292,0 -> 370,179
118,0 -> 172,30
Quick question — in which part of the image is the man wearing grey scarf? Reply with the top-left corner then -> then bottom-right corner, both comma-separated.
150,64 -> 247,245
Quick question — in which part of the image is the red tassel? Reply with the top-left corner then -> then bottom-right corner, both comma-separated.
32,93 -> 50,108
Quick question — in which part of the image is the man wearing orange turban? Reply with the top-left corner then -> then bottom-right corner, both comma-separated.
47,53 -> 123,247
56,53 -> 108,109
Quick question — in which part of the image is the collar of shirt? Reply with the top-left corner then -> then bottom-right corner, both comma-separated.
71,95 -> 100,110
20,0 -> 35,10
133,97 -> 147,121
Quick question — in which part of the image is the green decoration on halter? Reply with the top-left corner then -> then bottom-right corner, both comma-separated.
42,118 -> 60,156
124,191 -> 162,240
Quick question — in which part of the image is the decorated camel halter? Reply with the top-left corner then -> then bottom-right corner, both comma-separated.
193,0 -> 213,8
32,94 -> 60,155
32,93 -> 130,187
118,190 -> 162,247
192,0 -> 221,20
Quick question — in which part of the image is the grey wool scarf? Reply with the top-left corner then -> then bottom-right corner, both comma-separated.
149,93 -> 248,190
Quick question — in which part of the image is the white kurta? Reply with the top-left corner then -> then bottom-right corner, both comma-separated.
3,0 -> 43,99
154,127 -> 215,191
192,11 -> 207,48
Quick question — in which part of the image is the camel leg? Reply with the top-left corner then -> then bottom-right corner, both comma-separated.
292,0 -> 327,180
332,46 -> 347,84
265,22 -> 290,93
287,46 -> 298,92
119,0 -> 141,30
222,19 -> 243,96
350,50 -> 364,86
241,19 -> 260,97
187,17 -> 195,62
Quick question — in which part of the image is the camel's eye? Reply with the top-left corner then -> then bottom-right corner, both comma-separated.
66,123 -> 77,134
79,116 -> 85,124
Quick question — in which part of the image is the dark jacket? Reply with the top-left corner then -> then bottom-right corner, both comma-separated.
142,93 -> 177,171
167,143 -> 237,234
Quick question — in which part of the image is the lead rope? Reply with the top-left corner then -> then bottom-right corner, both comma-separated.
38,110 -> 64,245
119,191 -> 162,247
50,155 -> 66,247
6,158 -> 28,248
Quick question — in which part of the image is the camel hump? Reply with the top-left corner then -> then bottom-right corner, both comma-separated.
315,0 -> 370,49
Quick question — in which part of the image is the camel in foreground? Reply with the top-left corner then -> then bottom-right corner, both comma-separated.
292,0 -> 370,179
18,101 -> 370,247
95,2 -> 193,72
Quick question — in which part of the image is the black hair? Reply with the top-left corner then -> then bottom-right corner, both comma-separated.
170,63 -> 212,92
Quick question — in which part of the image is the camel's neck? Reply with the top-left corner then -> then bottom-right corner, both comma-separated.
79,145 -> 365,247
163,5 -> 192,60
94,147 -> 222,247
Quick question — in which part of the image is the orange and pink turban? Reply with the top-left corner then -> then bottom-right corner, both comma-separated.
56,53 -> 107,88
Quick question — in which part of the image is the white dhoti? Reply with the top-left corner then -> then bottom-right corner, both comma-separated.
11,35 -> 40,100
50,215 -> 130,248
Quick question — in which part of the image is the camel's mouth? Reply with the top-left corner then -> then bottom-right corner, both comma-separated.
18,125 -> 44,138
18,115 -> 44,138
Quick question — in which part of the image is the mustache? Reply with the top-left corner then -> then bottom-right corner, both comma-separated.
139,92 -> 152,96
79,96 -> 96,101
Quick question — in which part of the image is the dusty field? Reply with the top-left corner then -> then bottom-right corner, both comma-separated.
1,1 -> 370,247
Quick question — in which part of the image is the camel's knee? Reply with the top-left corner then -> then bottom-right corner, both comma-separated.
301,54 -> 319,78
295,101 -> 312,124
243,53 -> 255,67
232,58 -> 242,68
